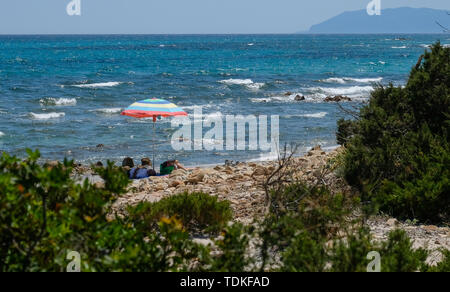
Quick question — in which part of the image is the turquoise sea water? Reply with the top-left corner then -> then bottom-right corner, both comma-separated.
0,34 -> 448,166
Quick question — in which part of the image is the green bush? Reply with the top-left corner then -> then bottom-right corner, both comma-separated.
0,150 -> 205,272
337,43 -> 450,223
1,150 -> 448,272
129,192 -> 232,234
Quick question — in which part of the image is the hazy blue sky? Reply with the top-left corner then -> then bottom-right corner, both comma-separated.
0,0 -> 449,34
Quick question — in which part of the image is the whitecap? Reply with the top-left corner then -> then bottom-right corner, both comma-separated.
91,108 -> 123,114
65,82 -> 123,88
219,79 -> 265,90
29,112 -> 65,120
320,77 -> 382,84
306,86 -> 374,98
40,97 -> 77,106
0,131 -> 4,137
295,112 -> 328,119
392,46 -> 407,49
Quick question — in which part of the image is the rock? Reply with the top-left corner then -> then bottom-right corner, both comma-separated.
187,169 -> 214,184
423,225 -> 439,232
324,95 -> 352,102
386,218 -> 399,227
169,180 -> 184,188
96,144 -> 105,148
95,161 -> 104,167
252,165 -> 268,176
295,95 -> 306,101
154,183 -> 168,191
284,92 -> 293,96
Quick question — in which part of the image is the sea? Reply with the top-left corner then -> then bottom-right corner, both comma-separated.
0,34 -> 448,166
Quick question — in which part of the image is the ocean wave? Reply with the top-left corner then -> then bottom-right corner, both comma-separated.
63,82 -> 124,88
29,112 -> 65,120
392,46 -> 407,49
306,86 -> 374,98
320,77 -> 382,84
0,131 -> 4,137
91,108 -> 123,114
182,104 -> 215,111
292,112 -> 328,119
219,79 -> 265,90
250,94 -> 299,103
40,97 -> 77,106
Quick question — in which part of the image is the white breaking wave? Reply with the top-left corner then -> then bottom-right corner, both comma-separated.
219,79 -> 265,90
392,46 -> 407,49
182,104 -> 214,111
250,95 -> 297,103
92,108 -> 123,114
306,86 -> 374,98
66,82 -> 123,88
29,112 -> 65,120
320,77 -> 383,84
296,112 -> 328,118
0,131 -> 4,137
40,97 -> 77,106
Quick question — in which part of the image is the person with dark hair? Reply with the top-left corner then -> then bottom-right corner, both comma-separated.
122,157 -> 135,177
160,160 -> 186,175
122,157 -> 134,168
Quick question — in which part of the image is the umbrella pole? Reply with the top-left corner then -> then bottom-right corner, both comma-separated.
152,117 -> 156,171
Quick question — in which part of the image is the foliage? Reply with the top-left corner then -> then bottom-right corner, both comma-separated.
128,192 -> 232,234
258,182 -> 435,272
0,150 -> 204,272
1,150 -> 448,272
336,43 -> 450,223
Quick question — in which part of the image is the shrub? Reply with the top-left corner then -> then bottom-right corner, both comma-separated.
337,43 -> 450,223
128,192 -> 232,234
0,150 -> 205,272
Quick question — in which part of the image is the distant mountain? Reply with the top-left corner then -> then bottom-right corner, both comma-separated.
308,7 -> 449,34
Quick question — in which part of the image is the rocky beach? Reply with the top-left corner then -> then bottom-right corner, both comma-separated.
71,146 -> 449,264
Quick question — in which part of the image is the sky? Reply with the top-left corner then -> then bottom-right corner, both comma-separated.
0,0 -> 449,34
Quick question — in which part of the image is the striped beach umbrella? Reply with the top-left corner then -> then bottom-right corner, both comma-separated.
122,98 -> 188,169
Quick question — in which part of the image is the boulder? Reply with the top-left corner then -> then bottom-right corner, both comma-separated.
386,218 -> 399,227
252,165 -> 268,176
295,95 -> 306,101
324,95 -> 352,102
169,180 -> 184,188
187,169 -> 215,184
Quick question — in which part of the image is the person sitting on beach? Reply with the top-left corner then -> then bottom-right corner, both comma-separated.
122,157 -> 135,176
160,160 -> 186,175
129,157 -> 156,179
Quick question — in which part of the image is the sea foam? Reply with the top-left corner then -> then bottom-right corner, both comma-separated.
92,108 -> 123,114
219,79 -> 265,90
40,97 -> 77,106
306,86 -> 374,98
65,82 -> 123,88
30,112 -> 65,120
298,112 -> 328,118
320,77 -> 383,84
